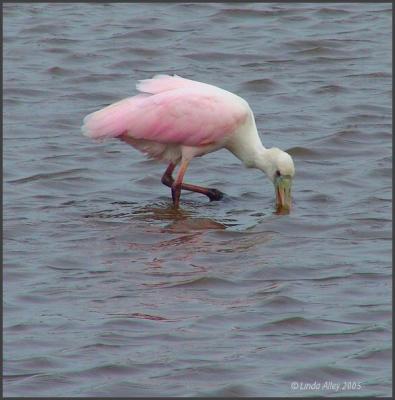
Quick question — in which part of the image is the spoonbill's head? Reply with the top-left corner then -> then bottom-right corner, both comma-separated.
261,148 -> 295,213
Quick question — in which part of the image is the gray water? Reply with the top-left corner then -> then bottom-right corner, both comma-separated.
4,3 -> 392,397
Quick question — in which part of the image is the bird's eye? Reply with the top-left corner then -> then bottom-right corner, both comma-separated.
275,170 -> 281,177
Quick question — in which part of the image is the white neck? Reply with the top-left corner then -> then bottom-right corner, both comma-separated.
226,116 -> 272,175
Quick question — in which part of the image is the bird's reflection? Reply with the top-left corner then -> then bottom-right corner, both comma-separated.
86,199 -> 228,232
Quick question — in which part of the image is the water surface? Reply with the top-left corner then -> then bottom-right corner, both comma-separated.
4,3 -> 392,397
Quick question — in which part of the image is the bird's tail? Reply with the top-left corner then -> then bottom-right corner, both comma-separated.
81,94 -> 148,140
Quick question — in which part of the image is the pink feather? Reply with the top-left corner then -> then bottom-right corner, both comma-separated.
82,75 -> 249,147
136,74 -> 212,94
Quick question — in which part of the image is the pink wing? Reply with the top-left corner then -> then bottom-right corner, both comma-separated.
82,75 -> 249,147
81,94 -> 149,139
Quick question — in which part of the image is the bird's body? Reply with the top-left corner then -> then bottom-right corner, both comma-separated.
83,75 -> 258,164
82,74 -> 295,211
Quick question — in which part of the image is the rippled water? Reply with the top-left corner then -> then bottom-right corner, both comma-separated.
4,3 -> 392,397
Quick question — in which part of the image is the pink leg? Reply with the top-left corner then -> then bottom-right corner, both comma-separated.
161,162 -> 223,205
171,159 -> 189,208
161,162 -> 177,187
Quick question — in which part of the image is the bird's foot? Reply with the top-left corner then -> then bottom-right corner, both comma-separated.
207,188 -> 224,201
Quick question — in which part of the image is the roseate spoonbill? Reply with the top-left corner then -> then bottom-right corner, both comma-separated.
82,74 -> 295,211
